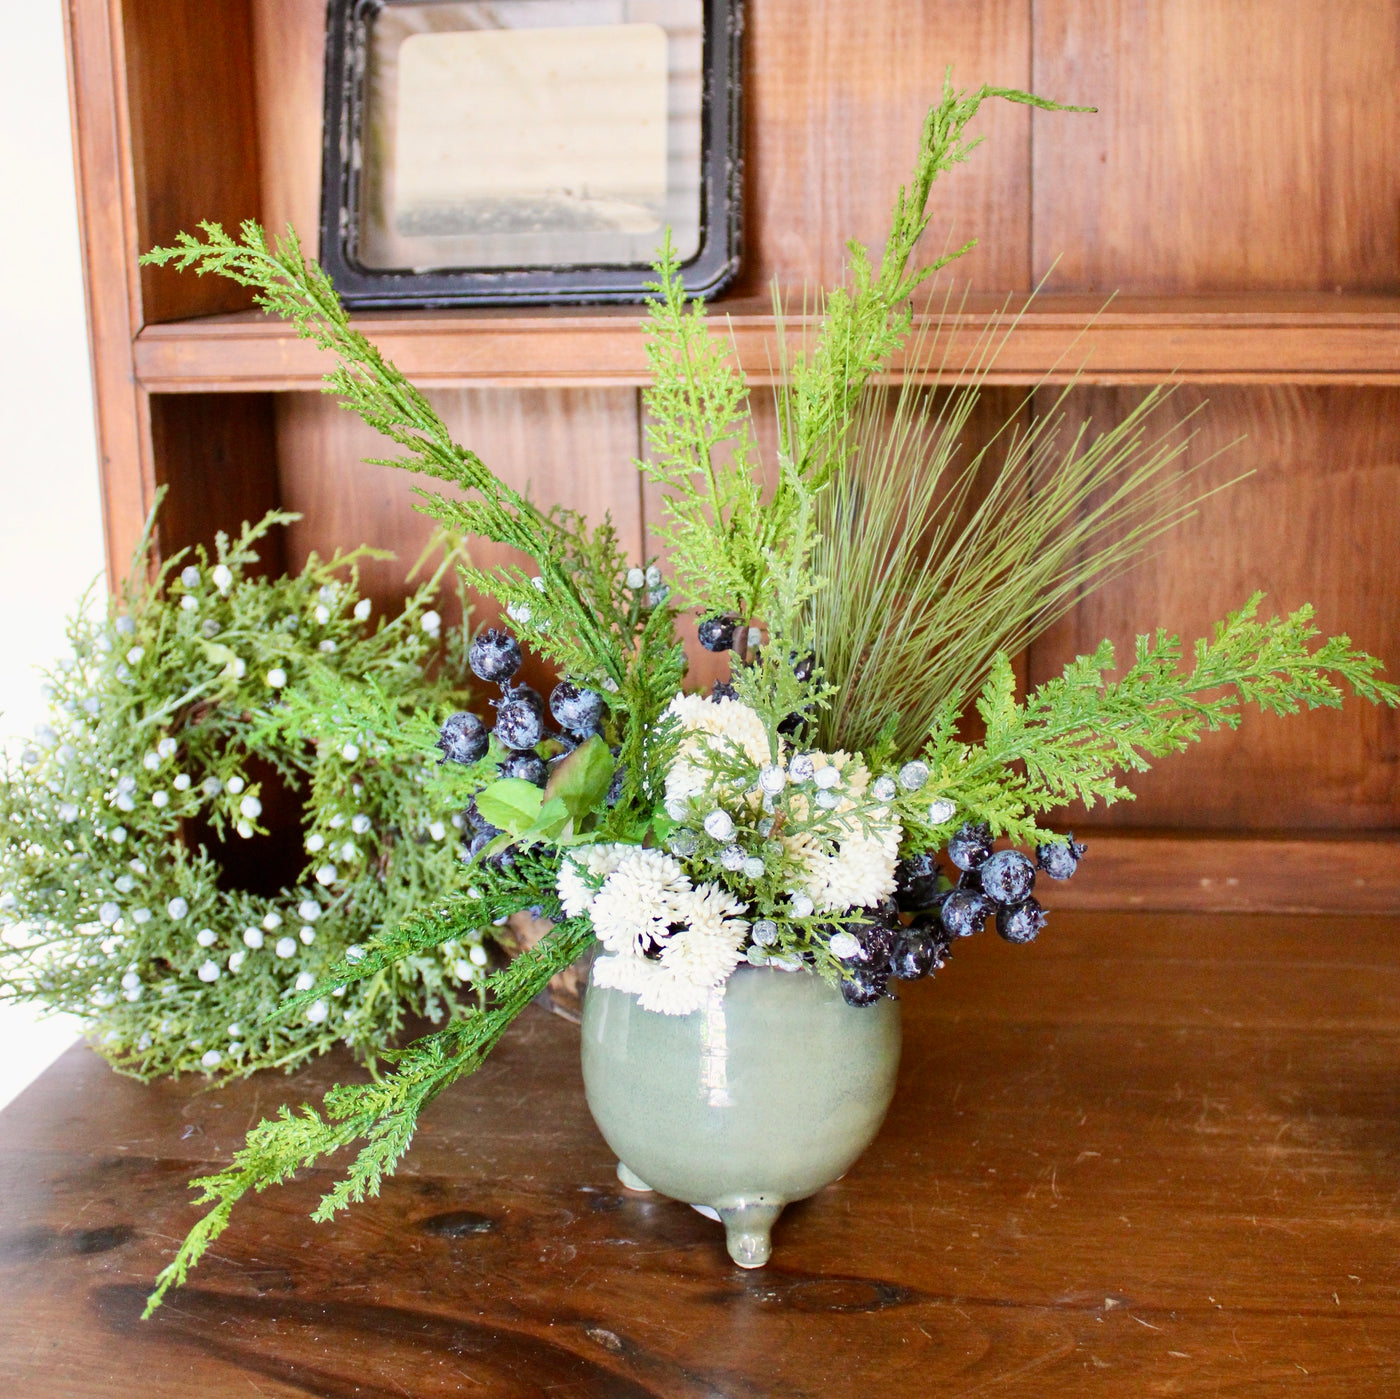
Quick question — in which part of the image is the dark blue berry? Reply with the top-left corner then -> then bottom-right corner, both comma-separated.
469,628 -> 522,684
957,866 -> 984,892
498,751 -> 547,786
464,799 -> 495,834
840,965 -> 891,1007
777,709 -> 809,738
896,851 -> 942,911
791,652 -> 815,683
888,933 -> 936,980
851,913 -> 899,969
710,680 -> 738,703
996,897 -> 1047,944
979,849 -> 1036,905
492,686 -> 544,751
437,712 -> 488,765
1036,835 -> 1087,880
550,680 -> 604,737
467,829 -> 496,860
940,889 -> 994,939
947,821 -> 993,872
907,918 -> 952,971
698,615 -> 738,652
606,762 -> 627,807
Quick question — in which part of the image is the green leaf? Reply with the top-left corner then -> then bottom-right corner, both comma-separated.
518,796 -> 572,845
544,735 -> 614,821
474,778 -> 545,834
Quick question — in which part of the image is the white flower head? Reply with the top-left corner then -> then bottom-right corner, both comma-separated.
657,882 -> 749,989
589,879 -> 748,1017
662,694 -> 774,807
556,843 -> 629,917
589,848 -> 691,957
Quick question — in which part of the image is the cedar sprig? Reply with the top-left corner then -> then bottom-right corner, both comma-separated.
916,595 -> 1399,846
142,912 -> 595,1317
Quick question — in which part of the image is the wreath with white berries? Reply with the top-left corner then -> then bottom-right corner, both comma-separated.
0,507 -> 488,1078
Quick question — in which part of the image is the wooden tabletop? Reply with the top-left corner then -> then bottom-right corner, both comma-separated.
3,910 -> 1399,1396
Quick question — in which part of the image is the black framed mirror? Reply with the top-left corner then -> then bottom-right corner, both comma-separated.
320,0 -> 743,307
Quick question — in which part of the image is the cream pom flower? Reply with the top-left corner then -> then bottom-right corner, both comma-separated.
662,693 -> 775,815
589,848 -> 692,956
556,843 -> 629,918
658,883 -> 749,988
592,953 -> 716,1016
802,827 -> 900,911
590,879 -> 749,1016
783,752 -> 901,912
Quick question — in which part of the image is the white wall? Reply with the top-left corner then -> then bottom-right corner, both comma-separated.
0,3 -> 107,1107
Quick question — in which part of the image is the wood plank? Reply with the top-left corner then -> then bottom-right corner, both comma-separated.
4,911 -> 1400,1395
64,0 -> 155,586
1032,0 -> 1400,293
1026,385 -> 1400,832
249,0 -> 323,253
131,294 -> 1400,391
146,394 -> 283,577
274,387 -> 644,687
742,0 -> 1032,294
121,0 -> 262,323
1041,834 -> 1400,915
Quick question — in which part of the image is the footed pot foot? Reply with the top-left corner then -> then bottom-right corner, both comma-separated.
717,1197 -> 784,1268
616,1161 -> 654,1193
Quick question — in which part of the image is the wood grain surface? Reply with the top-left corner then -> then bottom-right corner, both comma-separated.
1031,0 -> 1400,293
129,294 -> 1400,392
1026,385 -> 1400,831
123,0 -> 262,323
2,910 -> 1399,1396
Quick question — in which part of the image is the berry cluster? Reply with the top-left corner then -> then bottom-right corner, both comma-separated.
436,627 -> 608,865
937,822 -> 1085,945
833,826 -> 1085,1007
830,900 -> 952,1008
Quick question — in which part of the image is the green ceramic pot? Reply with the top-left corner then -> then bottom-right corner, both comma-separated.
580,962 -> 902,1268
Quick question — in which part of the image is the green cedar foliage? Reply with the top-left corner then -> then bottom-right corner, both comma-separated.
908,596 -> 1398,849
135,76 -> 1397,1314
0,509 -> 480,1078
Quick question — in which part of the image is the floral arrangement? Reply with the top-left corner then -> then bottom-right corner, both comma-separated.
0,509 -> 491,1078
119,78 -> 1394,1310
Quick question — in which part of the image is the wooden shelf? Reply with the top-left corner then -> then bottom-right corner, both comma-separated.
132,292 -> 1400,392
